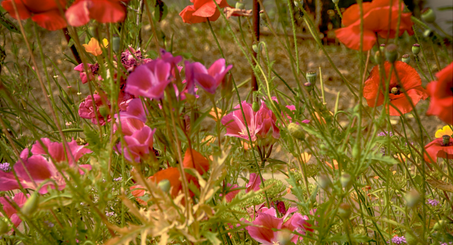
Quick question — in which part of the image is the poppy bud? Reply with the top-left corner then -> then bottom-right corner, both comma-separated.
318,174 -> 332,189
332,0 -> 339,4
385,44 -> 398,63
88,26 -> 96,38
421,8 -> 436,23
432,220 -> 446,231
0,219 -> 8,235
405,189 -> 420,208
340,173 -> 352,189
252,43 -> 260,53
338,203 -> 351,219
442,135 -> 451,146
112,36 -> 120,53
374,51 -> 383,64
288,123 -> 305,141
411,44 -> 420,55
306,70 -> 317,85
158,179 -> 171,193
423,29 -> 433,38
379,44 -> 386,53
99,105 -> 109,118
402,54 -> 410,64
21,192 -> 39,217
235,2 -> 245,9
252,101 -> 260,112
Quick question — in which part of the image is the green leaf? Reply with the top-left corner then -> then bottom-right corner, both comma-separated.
83,125 -> 101,152
203,231 -> 221,245
0,14 -> 20,33
324,233 -> 372,243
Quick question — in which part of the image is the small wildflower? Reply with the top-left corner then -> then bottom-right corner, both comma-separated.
105,211 -> 114,217
113,177 -> 122,182
83,38 -> 108,56
44,221 -> 54,228
427,199 -> 440,207
391,235 -> 407,244
0,163 -> 11,172
378,131 -> 393,137
65,122 -> 72,126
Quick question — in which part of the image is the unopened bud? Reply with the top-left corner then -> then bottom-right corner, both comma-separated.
332,0 -> 339,4
306,70 -> 317,85
340,173 -> 351,189
252,43 -> 261,53
88,26 -> 96,37
402,54 -> 410,64
442,135 -> 451,146
252,101 -> 260,112
338,203 -> 351,219
421,8 -> 436,23
21,192 -> 39,216
385,44 -> 398,63
112,36 -> 120,53
432,220 -> 447,231
412,43 -> 420,55
423,29 -> 433,38
0,219 -> 8,235
158,179 -> 171,193
288,123 -> 305,141
99,105 -> 109,118
379,44 -> 386,53
405,189 -> 420,208
235,2 -> 245,9
374,51 -> 383,64
318,175 -> 332,189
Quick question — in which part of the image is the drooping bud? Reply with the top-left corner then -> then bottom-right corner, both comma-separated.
112,36 -> 120,53
442,135 -> 451,146
158,179 -> 171,193
412,43 -> 420,55
338,203 -> 352,219
288,123 -> 305,141
379,44 -> 386,53
340,173 -> 351,189
421,8 -> 436,23
21,192 -> 39,216
385,44 -> 398,63
318,175 -> 332,190
405,189 -> 420,208
99,105 -> 109,118
423,29 -> 433,38
0,219 -> 8,235
235,2 -> 245,9
252,101 -> 260,112
401,54 -> 410,64
252,43 -> 261,53
306,70 -> 317,86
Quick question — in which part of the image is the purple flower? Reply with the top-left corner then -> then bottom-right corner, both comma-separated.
391,236 -> 407,244
0,162 -> 11,172
105,211 -> 115,217
116,126 -> 156,162
184,59 -> 232,94
378,131 -> 394,137
246,173 -> 262,193
125,60 -> 172,99
428,199 -> 440,207
113,177 -> 122,182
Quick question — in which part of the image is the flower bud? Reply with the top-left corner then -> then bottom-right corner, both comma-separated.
432,220 -> 446,231
411,43 -> 420,55
112,36 -> 120,53
332,0 -> 339,4
235,2 -> 245,9
421,8 -> 436,23
405,189 -> 420,208
99,105 -> 109,118
385,44 -> 398,63
0,219 -> 8,235
401,54 -> 410,64
442,135 -> 451,146
88,26 -> 96,37
252,43 -> 261,53
306,70 -> 317,85
252,101 -> 260,112
21,192 -> 39,217
374,51 -> 383,64
288,123 -> 305,141
158,179 -> 171,193
318,175 -> 332,189
340,173 -> 351,189
423,29 -> 433,38
338,203 -> 351,219
379,44 -> 386,53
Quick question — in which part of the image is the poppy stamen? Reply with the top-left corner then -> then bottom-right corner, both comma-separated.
390,86 -> 400,95
442,135 -> 451,146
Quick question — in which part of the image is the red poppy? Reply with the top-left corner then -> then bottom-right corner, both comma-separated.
65,0 -> 130,27
426,62 -> 453,124
131,149 -> 210,204
1,0 -> 67,31
179,0 -> 230,24
363,61 -> 428,116
424,138 -> 453,163
335,0 -> 413,51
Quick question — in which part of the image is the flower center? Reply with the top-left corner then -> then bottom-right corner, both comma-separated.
390,86 -> 400,95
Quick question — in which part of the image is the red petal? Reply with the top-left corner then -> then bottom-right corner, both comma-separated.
32,10 -> 67,31
2,0 -> 31,19
66,0 -> 90,26
88,0 -> 127,24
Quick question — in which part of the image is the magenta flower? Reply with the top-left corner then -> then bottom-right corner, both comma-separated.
31,138 -> 92,168
0,192 -> 28,229
114,98 -> 147,136
223,183 -> 240,202
74,63 -> 100,84
120,47 -> 152,73
79,94 -> 111,126
246,173 -> 262,193
255,101 -> 280,139
0,149 -> 66,194
125,60 -> 172,99
184,59 -> 232,94
116,126 -> 156,162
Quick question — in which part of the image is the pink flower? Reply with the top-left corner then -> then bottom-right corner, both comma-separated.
0,149 -> 66,194
0,192 -> 28,229
125,60 -> 172,99
246,173 -> 262,193
120,47 -> 152,73
255,101 -> 280,139
78,94 -> 111,126
31,138 -> 92,167
114,98 -> 146,136
184,59 -> 232,94
223,183 -> 240,202
65,0 -> 130,27
116,126 -> 156,162
74,63 -> 100,84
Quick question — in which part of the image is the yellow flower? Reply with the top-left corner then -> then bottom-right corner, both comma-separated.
83,38 -> 109,56
435,125 -> 453,138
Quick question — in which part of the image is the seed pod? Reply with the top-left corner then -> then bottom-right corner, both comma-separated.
252,101 -> 260,112
379,44 -> 386,53
385,44 -> 398,63
306,70 -> 317,86
442,135 -> 451,146
288,123 -> 305,141
99,105 -> 109,118
0,219 -> 8,235
411,44 -> 420,55
338,203 -> 351,219
158,179 -> 171,193
421,8 -> 436,23
21,192 -> 39,217
402,54 -> 410,64
235,2 -> 245,9
423,29 -> 433,38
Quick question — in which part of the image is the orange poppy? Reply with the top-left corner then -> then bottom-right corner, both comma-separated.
179,0 -> 230,24
424,138 -> 453,163
131,149 -> 210,204
426,62 -> 453,124
363,61 -> 428,116
335,0 -> 413,51
65,0 -> 130,27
